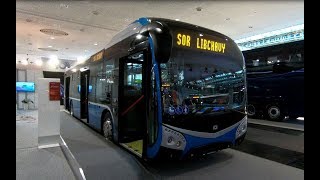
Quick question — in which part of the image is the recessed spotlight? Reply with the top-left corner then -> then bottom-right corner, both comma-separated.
65,48 -> 69,50
60,3 -> 69,8
28,43 -> 32,45
80,28 -> 85,32
92,11 -> 99,15
226,18 -> 230,21
35,60 -> 43,66
48,45 -> 52,48
84,50 -> 88,52
94,43 -> 98,46
26,19 -> 32,22
175,19 -> 180,21
50,37 -> 55,39
249,26 -> 253,29
196,7 -> 202,11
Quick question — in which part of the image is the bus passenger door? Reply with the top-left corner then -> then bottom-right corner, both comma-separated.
65,76 -> 70,111
119,50 -> 148,157
80,69 -> 90,122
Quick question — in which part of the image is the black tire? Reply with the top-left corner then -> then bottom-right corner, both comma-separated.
266,105 -> 285,121
102,112 -> 113,141
247,104 -> 256,117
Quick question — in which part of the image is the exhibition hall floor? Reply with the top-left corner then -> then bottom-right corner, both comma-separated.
60,111 -> 304,180
16,109 -> 303,180
16,109 -> 76,180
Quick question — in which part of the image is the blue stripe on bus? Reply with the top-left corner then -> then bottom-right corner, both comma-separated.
147,35 -> 163,159
72,99 -> 81,119
88,103 -> 107,131
181,126 -> 238,156
135,17 -> 150,26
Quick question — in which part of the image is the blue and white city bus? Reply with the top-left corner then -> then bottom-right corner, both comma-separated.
64,17 -> 247,160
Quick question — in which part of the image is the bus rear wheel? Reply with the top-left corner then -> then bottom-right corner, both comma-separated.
266,105 -> 285,121
102,113 -> 113,141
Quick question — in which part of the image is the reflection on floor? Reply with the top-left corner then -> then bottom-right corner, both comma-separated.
123,139 -> 143,155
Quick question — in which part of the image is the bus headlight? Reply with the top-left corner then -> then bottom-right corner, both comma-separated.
176,141 -> 181,147
161,126 -> 186,150
236,116 -> 247,139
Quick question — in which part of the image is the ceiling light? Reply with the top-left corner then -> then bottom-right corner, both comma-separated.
80,67 -> 88,72
21,59 -> 28,65
249,26 -> 253,29
50,37 -> 55,39
84,50 -> 88,52
136,34 -> 143,39
175,19 -> 180,21
35,60 -> 43,66
226,18 -> 230,21
77,56 -> 86,64
48,55 -> 59,66
48,45 -> 52,48
94,43 -> 98,46
199,34 -> 203,37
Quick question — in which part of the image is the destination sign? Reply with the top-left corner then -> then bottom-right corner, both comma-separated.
174,32 -> 226,53
91,50 -> 104,62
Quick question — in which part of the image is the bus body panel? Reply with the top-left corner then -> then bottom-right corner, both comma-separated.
146,36 -> 163,159
71,98 -> 81,119
88,103 -> 104,131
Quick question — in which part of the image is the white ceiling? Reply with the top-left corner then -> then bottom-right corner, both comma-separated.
16,1 -> 304,65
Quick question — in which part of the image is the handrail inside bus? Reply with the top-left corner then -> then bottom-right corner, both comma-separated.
121,95 -> 144,116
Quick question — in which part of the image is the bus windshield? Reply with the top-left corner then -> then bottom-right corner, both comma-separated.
160,49 -> 245,117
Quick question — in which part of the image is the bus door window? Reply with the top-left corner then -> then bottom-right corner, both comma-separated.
120,52 -> 146,141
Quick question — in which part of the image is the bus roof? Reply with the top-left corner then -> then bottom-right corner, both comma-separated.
106,17 -> 234,49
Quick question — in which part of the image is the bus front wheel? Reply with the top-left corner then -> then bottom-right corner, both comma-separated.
102,113 -> 113,141
266,105 -> 285,121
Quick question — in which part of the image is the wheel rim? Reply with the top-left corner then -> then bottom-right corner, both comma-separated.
268,106 -> 280,119
103,118 -> 112,138
247,104 -> 255,116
